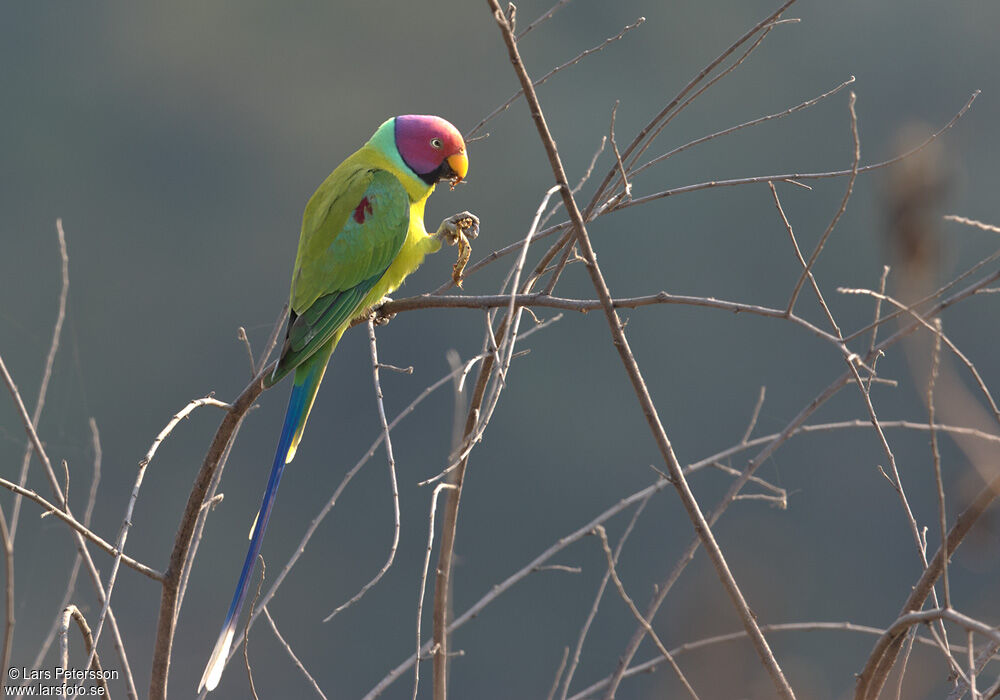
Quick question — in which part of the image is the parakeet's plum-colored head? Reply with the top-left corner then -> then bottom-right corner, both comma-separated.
394,115 -> 468,186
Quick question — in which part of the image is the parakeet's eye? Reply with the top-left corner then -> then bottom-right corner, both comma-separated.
430,138 -> 443,149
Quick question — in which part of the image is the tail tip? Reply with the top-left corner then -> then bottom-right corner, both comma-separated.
198,627 -> 235,693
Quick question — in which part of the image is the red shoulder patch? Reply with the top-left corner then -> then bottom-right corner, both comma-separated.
353,196 -> 374,224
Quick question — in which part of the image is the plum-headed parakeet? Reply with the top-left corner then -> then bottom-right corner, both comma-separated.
199,114 -> 478,692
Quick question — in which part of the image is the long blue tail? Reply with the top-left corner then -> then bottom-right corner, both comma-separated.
198,359 -> 323,693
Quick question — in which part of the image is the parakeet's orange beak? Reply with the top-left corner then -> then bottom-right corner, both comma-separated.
446,150 -> 469,183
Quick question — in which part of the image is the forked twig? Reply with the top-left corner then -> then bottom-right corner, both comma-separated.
59,605 -> 110,697
593,526 -> 700,699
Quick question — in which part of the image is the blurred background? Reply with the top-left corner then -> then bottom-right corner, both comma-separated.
1,1 -> 999,698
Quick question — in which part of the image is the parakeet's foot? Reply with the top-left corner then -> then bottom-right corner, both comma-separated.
371,296 -> 396,326
436,211 -> 480,245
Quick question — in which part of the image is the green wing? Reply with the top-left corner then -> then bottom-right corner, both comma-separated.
267,167 -> 410,386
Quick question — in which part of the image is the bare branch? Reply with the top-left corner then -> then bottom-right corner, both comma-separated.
560,496 -> 650,700
612,91 -> 978,215
786,92 -> 859,314
631,77 -> 856,179
0,510 -> 12,696
547,648 -> 570,700
856,468 -> 1000,699
11,219 -> 70,544
466,17 -> 645,139
944,215 -> 1000,235
213,318 -> 562,687
88,397 -> 230,668
322,319 -> 402,621
237,327 -> 255,375
741,386 -> 767,444
30,419 -> 102,669
928,320 -> 949,609
59,605 -> 110,698
593,525 -> 700,699
263,607 -> 328,700
516,0 -> 573,39
0,474 -> 161,581
151,362 -> 271,700
568,620 -> 981,700
415,483 -> 456,700
243,557 -> 265,700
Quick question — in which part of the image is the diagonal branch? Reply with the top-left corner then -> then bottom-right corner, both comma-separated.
785,93 -> 860,313
150,362 -> 272,700
0,352 -> 139,699
485,3 -> 796,697
11,219 -> 70,544
59,605 -> 110,698
855,465 -> 1000,699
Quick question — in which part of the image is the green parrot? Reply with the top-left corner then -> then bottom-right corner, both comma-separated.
199,115 -> 477,693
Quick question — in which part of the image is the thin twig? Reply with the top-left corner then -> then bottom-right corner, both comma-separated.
616,90 -> 976,215
174,307 -> 288,626
466,17 -> 645,139
547,648 -> 570,700
741,386 -> 767,444
214,318 -> 561,686
415,483 -> 457,700
865,266 -> 891,392
786,92 -> 860,314
566,620 -> 982,700
263,607 -> 328,700
560,496 -> 650,700
863,608 -> 1000,684
0,509 -> 12,696
602,249 -> 1000,689
11,219 -> 69,543
237,327 -> 255,374
776,156 -> 962,686
151,361 -> 271,700
609,0 -> 799,191
969,631 -> 978,699
88,397 -> 230,666
244,557 -> 265,700
430,177 -> 565,699
944,215 -> 1000,235
58,606 -> 110,698
322,319 -> 402,621
364,480 -> 674,700
488,7 -> 797,696
622,17 -> 799,179
951,639 -> 1000,700
928,319 -> 949,609
516,0 -> 573,39
593,525 -> 700,699
256,304 -> 289,376
441,90 -> 978,297
31,419 -> 102,669
365,414 -> 1000,699
630,77 -> 855,179
855,468 -> 1000,699
0,469 -> 161,579
839,287 -> 1000,428
894,628 -> 918,700
608,102 -> 631,200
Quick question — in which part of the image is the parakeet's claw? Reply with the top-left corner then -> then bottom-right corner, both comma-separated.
436,211 -> 480,244
436,213 -> 479,287
372,297 -> 396,326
